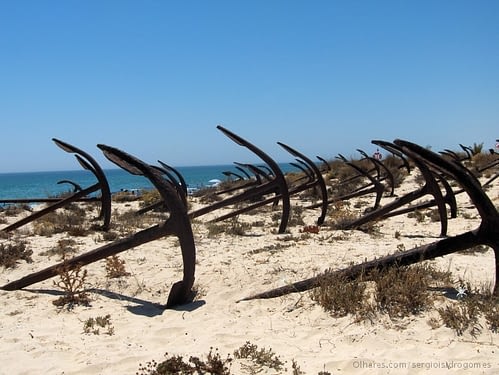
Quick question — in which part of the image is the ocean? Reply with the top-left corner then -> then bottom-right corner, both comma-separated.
0,164 -> 296,201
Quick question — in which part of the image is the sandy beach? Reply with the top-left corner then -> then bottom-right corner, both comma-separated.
1,171 -> 498,375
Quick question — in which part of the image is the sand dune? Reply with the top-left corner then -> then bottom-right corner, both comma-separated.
0,174 -> 498,374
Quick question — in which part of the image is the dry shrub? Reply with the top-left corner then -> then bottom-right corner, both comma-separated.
139,189 -> 162,207
312,263 -> 452,322
437,303 -> 482,337
372,264 -> 433,318
137,348 -> 232,375
311,271 -> 367,318
288,206 -> 305,227
83,314 -> 114,335
33,208 -> 89,237
112,191 -> 140,202
233,341 -> 284,372
206,217 -> 251,237
472,151 -> 498,173
328,201 -> 358,229
1,204 -> 32,217
52,260 -> 90,310
0,241 -> 33,268
105,255 -> 131,278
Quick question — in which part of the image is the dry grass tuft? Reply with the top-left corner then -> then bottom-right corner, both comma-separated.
0,240 -> 33,268
311,271 -> 368,318
312,263 -> 454,322
33,206 -> 90,237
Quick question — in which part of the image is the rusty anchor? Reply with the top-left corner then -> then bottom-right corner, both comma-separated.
1,139 -> 112,232
343,140 -> 457,237
1,144 -> 196,308
239,139 -> 499,301
186,126 -> 291,233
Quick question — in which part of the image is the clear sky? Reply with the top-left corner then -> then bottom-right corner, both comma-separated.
1,1 -> 498,173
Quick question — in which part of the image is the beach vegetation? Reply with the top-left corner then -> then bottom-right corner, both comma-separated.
33,207 -> 90,237
407,209 -> 426,223
372,264 -> 434,318
138,189 -> 163,209
137,347 -> 232,375
52,258 -> 90,310
206,217 -> 251,237
40,238 -> 78,260
137,342 -> 310,375
105,255 -> 131,279
288,206 -> 305,227
0,240 -> 33,268
327,201 -> 358,229
112,190 -> 140,202
311,271 -> 368,319
0,203 -> 32,217
312,263 -> 453,322
83,314 -> 114,335
234,341 -> 284,372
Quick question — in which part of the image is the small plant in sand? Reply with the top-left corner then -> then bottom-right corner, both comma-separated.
52,259 -> 90,310
137,347 -> 232,375
407,209 -> 426,223
0,240 -> 33,268
233,341 -> 285,372
105,255 -> 131,278
206,217 -> 251,237
83,314 -> 114,335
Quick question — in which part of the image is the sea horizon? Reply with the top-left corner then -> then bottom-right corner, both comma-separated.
0,163 -> 297,201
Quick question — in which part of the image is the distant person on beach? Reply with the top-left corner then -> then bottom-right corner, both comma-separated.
373,149 -> 382,160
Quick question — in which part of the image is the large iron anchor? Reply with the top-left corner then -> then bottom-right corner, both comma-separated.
239,139 -> 499,301
1,145 -> 196,308
1,139 -> 111,232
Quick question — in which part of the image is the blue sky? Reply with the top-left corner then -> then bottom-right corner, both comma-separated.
1,1 -> 498,173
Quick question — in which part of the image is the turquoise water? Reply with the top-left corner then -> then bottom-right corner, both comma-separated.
0,164 -> 296,200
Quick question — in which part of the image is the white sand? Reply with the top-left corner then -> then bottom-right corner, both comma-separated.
0,176 -> 498,374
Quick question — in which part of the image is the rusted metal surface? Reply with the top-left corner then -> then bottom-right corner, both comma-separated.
357,148 -> 395,196
313,153 -> 386,212
343,141 -> 452,237
277,142 -> 328,225
188,126 -> 291,233
158,161 -> 189,197
372,140 -> 411,174
239,139 -> 499,301
316,155 -> 331,172
2,144 -> 196,308
1,139 -> 111,232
